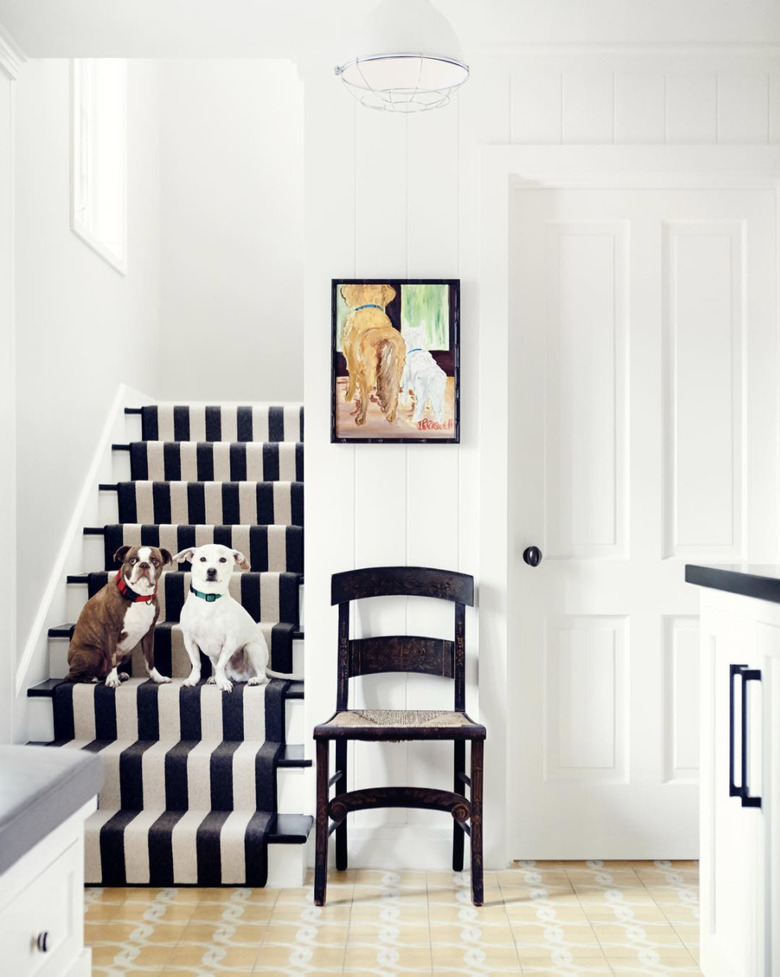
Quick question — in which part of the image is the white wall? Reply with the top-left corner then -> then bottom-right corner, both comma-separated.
157,60 -> 303,402
0,45 -> 17,743
302,44 -> 780,869
14,58 -> 161,652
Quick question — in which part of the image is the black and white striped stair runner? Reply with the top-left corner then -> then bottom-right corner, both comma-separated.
42,403 -> 307,885
113,480 -> 304,526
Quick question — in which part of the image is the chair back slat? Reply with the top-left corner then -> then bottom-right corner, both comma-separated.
332,566 -> 473,606
349,636 -> 454,679
454,602 -> 466,711
337,602 -> 350,711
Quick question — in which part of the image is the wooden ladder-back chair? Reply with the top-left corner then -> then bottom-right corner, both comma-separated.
313,566 -> 486,906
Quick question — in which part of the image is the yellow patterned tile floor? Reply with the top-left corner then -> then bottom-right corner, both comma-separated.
86,860 -> 701,975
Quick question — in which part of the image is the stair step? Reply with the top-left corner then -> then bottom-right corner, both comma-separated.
83,806 -> 311,886
269,813 -> 314,845
56,738 -> 291,813
83,524 -> 304,574
27,679 -> 305,745
47,627 -> 305,682
65,569 -> 301,625
125,404 -> 304,443
112,441 -> 304,483
99,481 -> 304,526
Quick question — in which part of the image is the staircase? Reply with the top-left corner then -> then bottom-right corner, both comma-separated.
27,404 -> 312,887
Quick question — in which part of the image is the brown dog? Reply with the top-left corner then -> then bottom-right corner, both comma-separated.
340,283 -> 406,426
65,545 -> 172,686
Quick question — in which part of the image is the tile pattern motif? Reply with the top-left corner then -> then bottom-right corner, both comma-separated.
86,860 -> 700,975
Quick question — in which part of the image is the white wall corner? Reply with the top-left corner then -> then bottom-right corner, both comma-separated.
0,20 -> 25,80
13,383 -> 155,742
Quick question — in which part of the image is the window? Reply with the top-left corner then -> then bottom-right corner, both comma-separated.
71,59 -> 127,274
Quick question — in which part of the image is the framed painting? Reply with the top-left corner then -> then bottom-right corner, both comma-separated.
331,278 -> 460,443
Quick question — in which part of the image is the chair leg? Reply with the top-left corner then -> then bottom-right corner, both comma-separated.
470,739 -> 484,907
314,738 -> 330,906
335,741 -> 348,871
452,740 -> 465,872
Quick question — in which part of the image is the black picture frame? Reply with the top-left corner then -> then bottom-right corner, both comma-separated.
331,278 -> 460,444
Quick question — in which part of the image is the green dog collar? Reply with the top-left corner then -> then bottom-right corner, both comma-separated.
190,586 -> 223,603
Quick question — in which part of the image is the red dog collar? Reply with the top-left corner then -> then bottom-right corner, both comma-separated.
116,575 -> 157,603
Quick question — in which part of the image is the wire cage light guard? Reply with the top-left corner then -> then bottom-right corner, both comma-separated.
335,52 -> 469,112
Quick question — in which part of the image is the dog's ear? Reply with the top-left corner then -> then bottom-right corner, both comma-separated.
172,548 -> 195,564
113,546 -> 131,565
232,550 -> 250,571
341,284 -> 359,308
159,548 -> 173,566
381,284 -> 396,307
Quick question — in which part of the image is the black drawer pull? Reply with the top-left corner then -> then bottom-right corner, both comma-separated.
36,932 -> 49,953
729,664 -> 747,798
740,667 -> 762,809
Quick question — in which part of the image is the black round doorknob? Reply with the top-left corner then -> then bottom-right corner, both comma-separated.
36,932 -> 49,953
522,546 -> 542,567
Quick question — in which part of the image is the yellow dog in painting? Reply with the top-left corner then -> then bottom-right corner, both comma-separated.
340,283 -> 407,426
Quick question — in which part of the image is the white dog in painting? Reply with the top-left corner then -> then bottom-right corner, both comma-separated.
400,325 -> 447,424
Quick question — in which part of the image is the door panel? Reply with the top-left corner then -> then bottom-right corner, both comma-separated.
509,187 -> 777,857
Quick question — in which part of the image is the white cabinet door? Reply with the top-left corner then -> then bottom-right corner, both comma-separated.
509,187 -> 778,857
757,621 -> 780,977
700,604 -> 764,977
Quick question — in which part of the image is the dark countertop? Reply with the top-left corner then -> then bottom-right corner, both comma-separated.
0,745 -> 103,875
685,564 -> 780,604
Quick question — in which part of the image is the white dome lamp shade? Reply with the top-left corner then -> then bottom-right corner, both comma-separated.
335,0 -> 469,113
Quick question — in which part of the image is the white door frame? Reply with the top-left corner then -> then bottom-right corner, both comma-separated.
477,145 -> 780,868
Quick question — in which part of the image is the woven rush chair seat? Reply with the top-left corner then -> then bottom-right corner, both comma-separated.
318,708 -> 484,738
313,566 -> 485,907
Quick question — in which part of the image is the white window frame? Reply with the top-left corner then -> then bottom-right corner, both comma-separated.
70,58 -> 128,275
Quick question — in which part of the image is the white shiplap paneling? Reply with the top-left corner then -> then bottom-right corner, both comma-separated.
615,70 -> 667,143
511,67 -> 562,144
717,71 -> 770,144
562,70 -> 614,143
665,71 -> 718,142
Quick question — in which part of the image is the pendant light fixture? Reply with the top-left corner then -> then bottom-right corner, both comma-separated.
335,0 -> 469,113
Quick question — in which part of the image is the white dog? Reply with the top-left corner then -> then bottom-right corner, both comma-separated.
173,543 -> 270,693
400,325 -> 447,424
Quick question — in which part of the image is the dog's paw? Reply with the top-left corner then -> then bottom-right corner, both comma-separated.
118,672 -> 130,682
216,677 -> 233,693
206,676 -> 216,684
247,675 -> 269,686
182,674 -> 201,688
105,675 -> 121,689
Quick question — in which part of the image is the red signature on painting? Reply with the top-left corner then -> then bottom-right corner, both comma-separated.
417,419 -> 454,431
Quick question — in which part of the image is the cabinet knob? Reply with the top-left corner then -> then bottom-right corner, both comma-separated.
36,932 -> 49,953
522,546 -> 543,567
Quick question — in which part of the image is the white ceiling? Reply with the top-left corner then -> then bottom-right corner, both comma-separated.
0,0 -> 779,60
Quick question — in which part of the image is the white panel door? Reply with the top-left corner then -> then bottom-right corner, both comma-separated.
509,187 -> 777,857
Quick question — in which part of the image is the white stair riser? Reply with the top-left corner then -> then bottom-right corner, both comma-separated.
83,535 -> 105,572
50,637 -> 68,679
112,450 -> 131,482
124,413 -> 142,442
286,697 -> 304,744
99,489 -> 118,525
267,835 -> 311,887
66,583 -> 88,622
292,638 -> 304,676
277,766 -> 312,815
28,697 -> 55,743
